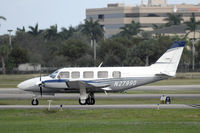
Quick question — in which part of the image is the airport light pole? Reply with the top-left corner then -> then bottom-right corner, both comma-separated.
94,39 -> 97,67
7,29 -> 13,48
192,38 -> 195,71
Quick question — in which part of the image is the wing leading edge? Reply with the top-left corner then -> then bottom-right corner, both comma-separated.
66,80 -> 111,91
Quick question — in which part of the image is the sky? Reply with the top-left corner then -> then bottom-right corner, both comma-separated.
0,0 -> 199,35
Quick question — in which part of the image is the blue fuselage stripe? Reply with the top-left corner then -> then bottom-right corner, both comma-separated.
43,79 -> 67,83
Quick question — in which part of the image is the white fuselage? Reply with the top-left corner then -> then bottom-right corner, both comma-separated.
17,66 -> 162,93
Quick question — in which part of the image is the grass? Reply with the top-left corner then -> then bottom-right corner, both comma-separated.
0,109 -> 199,133
0,98 -> 200,105
0,74 -> 39,88
0,73 -> 200,132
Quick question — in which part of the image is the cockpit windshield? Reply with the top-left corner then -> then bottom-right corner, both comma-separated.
50,70 -> 59,78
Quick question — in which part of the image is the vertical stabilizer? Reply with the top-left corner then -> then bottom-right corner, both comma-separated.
151,41 -> 185,77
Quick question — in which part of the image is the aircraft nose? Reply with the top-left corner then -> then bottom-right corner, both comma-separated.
17,82 -> 26,90
17,77 -> 40,91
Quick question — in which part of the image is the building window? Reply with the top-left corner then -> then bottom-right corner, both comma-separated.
112,71 -> 121,78
104,24 -> 124,29
147,13 -> 160,17
83,71 -> 94,78
98,71 -> 108,78
125,13 -> 140,17
98,14 -> 104,20
104,13 -> 124,19
71,71 -> 80,79
59,72 -> 70,78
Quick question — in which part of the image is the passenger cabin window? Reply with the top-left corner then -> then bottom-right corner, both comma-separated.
71,71 -> 80,79
83,71 -> 94,78
59,72 -> 69,78
98,71 -> 108,78
112,71 -> 121,78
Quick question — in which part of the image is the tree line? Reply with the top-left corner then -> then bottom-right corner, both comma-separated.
0,13 -> 200,74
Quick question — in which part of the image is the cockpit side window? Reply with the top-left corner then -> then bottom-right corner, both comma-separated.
50,70 -> 59,78
59,72 -> 70,79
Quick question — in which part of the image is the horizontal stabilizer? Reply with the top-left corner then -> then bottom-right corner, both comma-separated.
155,72 -> 174,78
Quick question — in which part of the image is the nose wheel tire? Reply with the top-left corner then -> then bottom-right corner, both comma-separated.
32,98 -> 39,105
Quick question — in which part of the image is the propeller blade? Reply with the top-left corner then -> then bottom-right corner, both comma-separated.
39,85 -> 42,97
40,69 -> 41,81
39,68 -> 42,97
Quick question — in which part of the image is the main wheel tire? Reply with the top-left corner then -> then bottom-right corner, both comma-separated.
86,97 -> 95,105
79,98 -> 86,105
90,98 -> 95,105
31,99 -> 39,105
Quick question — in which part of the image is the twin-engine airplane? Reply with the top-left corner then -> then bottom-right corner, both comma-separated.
18,41 -> 185,105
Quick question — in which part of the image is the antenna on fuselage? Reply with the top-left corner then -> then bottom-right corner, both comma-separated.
98,62 -> 103,67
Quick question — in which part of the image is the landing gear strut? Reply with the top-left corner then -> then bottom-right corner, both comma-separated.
79,92 -> 95,105
32,98 -> 39,105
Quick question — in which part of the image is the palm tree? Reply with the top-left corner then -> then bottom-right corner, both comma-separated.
0,16 -> 6,27
28,23 -> 42,36
0,16 -> 6,20
81,18 -> 104,41
59,26 -> 76,39
44,24 -> 59,40
17,26 -> 26,32
185,13 -> 199,39
0,44 -> 10,74
119,21 -> 142,37
164,13 -> 183,26
185,13 -> 200,70
81,18 -> 104,66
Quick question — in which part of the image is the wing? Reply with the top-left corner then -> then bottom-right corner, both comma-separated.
66,80 -> 111,91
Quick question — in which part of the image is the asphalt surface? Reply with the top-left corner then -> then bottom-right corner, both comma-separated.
0,104 -> 199,109
0,85 -> 200,100
1,93 -> 200,100
0,85 -> 200,109
133,85 -> 200,91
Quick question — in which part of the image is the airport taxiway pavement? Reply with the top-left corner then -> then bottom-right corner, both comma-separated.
0,86 -> 200,109
0,85 -> 200,99
0,93 -> 200,100
0,104 -> 199,109
133,85 -> 200,91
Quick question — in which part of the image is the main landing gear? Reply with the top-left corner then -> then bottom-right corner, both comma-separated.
79,92 -> 95,105
32,98 -> 39,105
